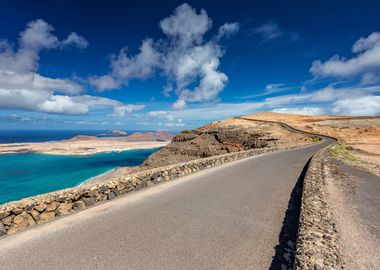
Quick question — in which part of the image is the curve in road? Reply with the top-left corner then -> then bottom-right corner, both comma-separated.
0,136 -> 335,270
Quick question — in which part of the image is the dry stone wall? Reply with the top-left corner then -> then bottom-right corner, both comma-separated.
295,147 -> 344,270
0,146 -> 289,236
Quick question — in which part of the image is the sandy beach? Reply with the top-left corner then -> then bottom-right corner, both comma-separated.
0,135 -> 171,156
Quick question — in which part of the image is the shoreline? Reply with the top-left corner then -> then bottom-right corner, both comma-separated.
79,168 -> 117,186
0,140 -> 170,156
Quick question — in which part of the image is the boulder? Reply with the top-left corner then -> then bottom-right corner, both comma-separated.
34,203 -> 47,212
12,208 -> 23,215
30,210 -> 40,222
56,203 -> 73,216
37,211 -> 55,224
1,215 -> 14,226
45,201 -> 59,211
7,212 -> 35,234
82,197 -> 96,207
107,192 -> 116,200
73,200 -> 86,211
0,211 -> 10,219
0,222 -> 6,235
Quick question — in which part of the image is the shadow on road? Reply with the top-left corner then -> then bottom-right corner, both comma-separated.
269,158 -> 311,270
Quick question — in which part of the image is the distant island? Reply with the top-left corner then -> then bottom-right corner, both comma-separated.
104,130 -> 129,136
0,131 -> 174,156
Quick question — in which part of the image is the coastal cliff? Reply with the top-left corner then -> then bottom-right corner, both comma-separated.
143,118 -> 314,167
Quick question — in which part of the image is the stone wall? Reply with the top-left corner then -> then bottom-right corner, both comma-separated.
295,147 -> 344,270
0,146 -> 288,236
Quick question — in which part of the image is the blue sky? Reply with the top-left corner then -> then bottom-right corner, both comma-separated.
1,0 -> 380,130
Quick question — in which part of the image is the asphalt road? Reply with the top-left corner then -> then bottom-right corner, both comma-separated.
0,138 -> 334,270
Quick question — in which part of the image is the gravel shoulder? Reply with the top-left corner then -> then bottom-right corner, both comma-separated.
325,154 -> 380,269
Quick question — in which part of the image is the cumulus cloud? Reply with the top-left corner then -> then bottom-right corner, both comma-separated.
0,19 -> 141,116
310,31 -> 380,83
332,95 -> 380,116
90,3 -> 239,109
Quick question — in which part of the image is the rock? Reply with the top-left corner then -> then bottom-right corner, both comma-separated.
82,197 -> 96,207
0,222 -> 6,235
30,210 -> 40,222
45,202 -> 59,212
8,212 -> 35,234
56,203 -> 73,216
57,196 -> 67,203
99,186 -> 109,193
2,215 -> 14,226
34,203 -> 47,212
73,200 -> 86,211
37,211 -> 55,224
107,192 -> 116,200
0,211 -> 10,219
12,208 -> 23,215
314,262 -> 323,270
143,122 -> 273,168
25,206 -> 34,213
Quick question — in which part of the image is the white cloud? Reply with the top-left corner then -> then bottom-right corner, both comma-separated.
148,111 -> 175,121
147,110 -> 184,127
19,19 -> 59,51
88,75 -> 121,92
352,32 -> 380,53
112,104 -> 145,117
272,107 -> 326,115
332,95 -> 380,116
251,21 -> 283,42
361,72 -> 380,85
62,32 -> 89,48
89,38 -> 160,90
217,22 -> 240,39
90,3 -> 238,109
310,31 -> 380,82
38,95 -> 88,114
159,3 -> 212,46
0,19 -> 139,116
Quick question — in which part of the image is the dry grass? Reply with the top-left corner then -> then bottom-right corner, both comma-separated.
243,112 -> 380,174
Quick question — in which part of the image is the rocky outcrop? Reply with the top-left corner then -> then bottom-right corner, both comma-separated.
143,122 -> 281,167
295,147 -> 344,270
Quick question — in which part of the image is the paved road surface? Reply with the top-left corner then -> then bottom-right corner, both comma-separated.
0,138 -> 334,270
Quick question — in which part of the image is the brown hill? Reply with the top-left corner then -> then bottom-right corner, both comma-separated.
143,117 -> 314,167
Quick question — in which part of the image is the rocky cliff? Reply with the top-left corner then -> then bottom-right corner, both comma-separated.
143,118 -> 313,167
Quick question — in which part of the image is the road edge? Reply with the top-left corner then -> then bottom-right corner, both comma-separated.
295,146 -> 345,270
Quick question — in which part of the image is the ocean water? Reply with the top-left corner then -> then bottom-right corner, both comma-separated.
0,149 -> 158,204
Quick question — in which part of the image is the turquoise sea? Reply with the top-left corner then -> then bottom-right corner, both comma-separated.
0,149 -> 158,204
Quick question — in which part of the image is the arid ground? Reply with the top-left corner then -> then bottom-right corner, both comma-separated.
243,112 -> 380,176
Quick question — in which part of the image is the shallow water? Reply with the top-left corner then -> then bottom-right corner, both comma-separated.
0,148 -> 158,204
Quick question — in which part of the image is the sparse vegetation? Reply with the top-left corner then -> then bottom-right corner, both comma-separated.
330,143 -> 356,161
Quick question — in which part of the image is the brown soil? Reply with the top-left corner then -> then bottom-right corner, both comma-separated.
244,112 -> 380,173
